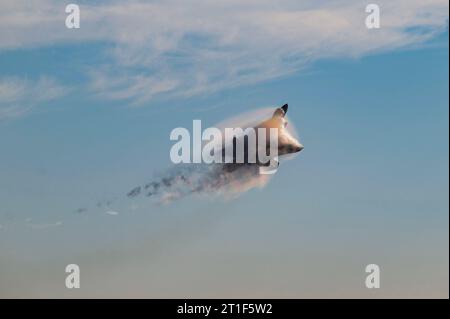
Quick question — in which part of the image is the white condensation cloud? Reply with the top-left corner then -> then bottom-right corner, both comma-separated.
0,0 -> 448,104
0,76 -> 69,119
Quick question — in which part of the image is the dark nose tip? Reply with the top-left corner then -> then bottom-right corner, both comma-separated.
296,144 -> 304,152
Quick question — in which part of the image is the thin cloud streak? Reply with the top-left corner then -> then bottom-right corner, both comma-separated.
0,76 -> 69,119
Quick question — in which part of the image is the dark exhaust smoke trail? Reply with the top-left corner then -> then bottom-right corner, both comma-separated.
126,162 -> 270,204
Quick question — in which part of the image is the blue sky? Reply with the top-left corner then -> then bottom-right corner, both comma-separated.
0,0 -> 448,298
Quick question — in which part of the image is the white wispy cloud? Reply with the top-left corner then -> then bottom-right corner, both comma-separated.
0,76 -> 69,119
0,0 -> 448,104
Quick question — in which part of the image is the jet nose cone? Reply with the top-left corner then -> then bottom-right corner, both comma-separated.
295,144 -> 304,152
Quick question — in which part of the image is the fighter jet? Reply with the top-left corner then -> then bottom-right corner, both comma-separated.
221,103 -> 304,171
